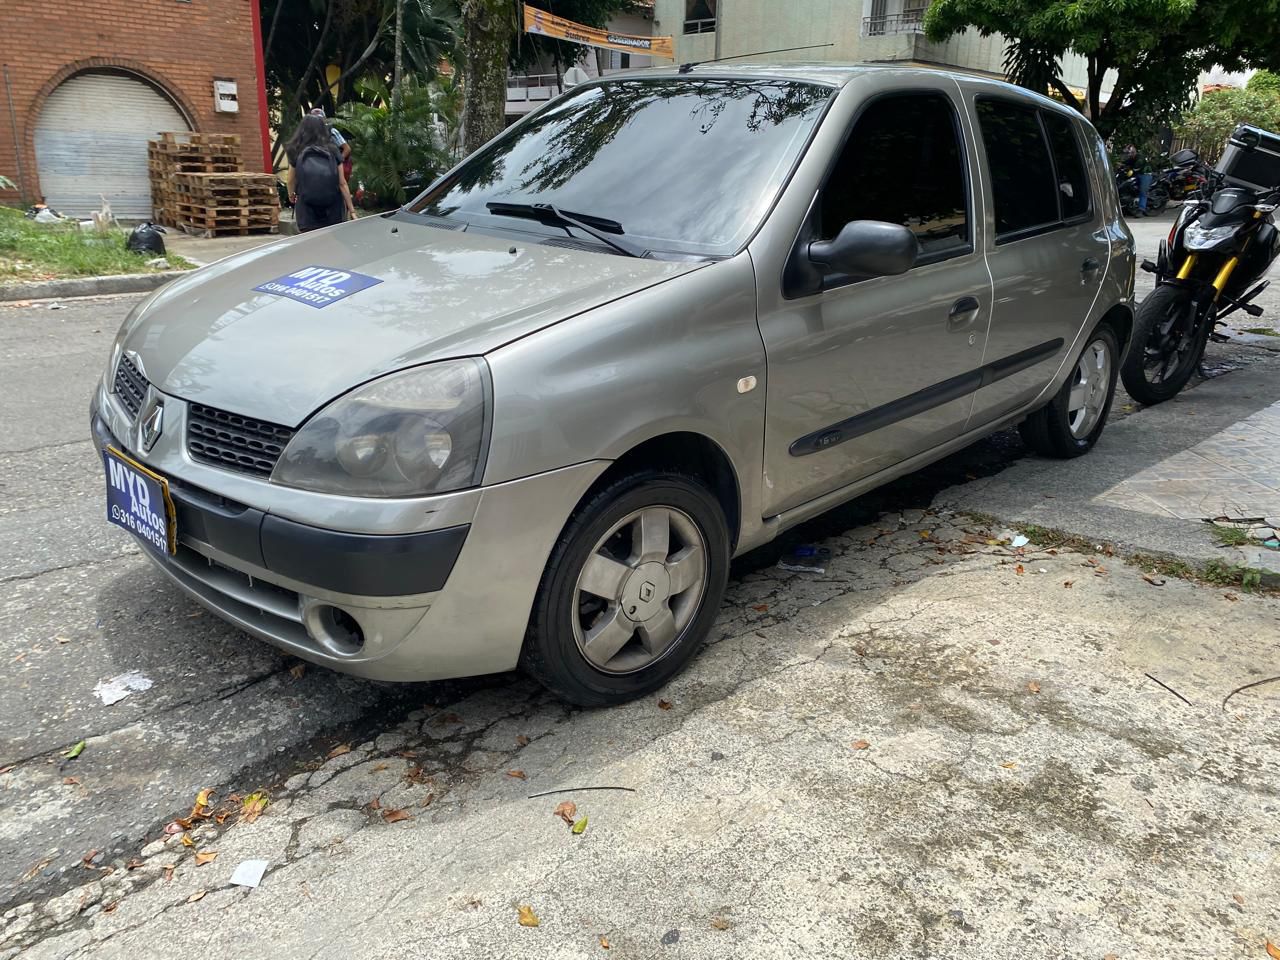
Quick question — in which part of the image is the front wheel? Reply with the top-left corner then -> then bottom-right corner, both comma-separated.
1019,323 -> 1120,458
521,471 -> 730,706
1120,284 -> 1210,405
1146,184 -> 1170,215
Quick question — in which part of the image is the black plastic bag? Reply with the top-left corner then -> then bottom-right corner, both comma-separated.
127,222 -> 167,255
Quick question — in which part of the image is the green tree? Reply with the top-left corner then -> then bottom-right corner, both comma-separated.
1177,87 -> 1280,154
335,77 -> 451,205
263,0 -> 458,159
1247,70 -> 1280,96
924,0 -> 1280,137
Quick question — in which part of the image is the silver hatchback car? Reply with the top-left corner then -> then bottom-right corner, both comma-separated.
94,64 -> 1134,705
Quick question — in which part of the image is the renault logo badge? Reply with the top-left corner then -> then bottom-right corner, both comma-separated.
140,398 -> 164,452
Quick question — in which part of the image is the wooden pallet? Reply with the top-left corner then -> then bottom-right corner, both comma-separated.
157,131 -> 241,148
178,221 -> 280,239
148,133 -> 251,226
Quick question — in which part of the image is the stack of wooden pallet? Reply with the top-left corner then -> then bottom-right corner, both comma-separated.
171,172 -> 280,238
148,132 -> 279,236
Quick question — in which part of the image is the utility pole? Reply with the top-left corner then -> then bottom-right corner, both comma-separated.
393,0 -> 405,110
713,0 -> 723,60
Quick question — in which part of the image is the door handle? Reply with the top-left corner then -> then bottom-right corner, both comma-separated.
948,296 -> 981,330
1081,257 -> 1101,283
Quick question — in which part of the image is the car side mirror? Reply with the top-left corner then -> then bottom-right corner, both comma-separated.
807,220 -> 919,279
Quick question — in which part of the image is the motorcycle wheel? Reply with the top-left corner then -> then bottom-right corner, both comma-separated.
1147,185 -> 1170,215
1120,284 -> 1211,405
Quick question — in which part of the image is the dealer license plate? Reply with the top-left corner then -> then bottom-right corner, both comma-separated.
103,446 -> 176,558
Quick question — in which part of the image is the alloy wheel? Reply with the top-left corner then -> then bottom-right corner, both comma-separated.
572,506 -> 708,674
1067,338 -> 1112,438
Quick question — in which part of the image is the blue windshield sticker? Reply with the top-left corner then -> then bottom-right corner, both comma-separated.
254,266 -> 383,308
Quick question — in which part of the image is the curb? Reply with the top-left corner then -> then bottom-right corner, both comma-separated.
0,271 -> 190,303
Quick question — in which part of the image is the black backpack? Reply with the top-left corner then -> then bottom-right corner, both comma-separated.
296,145 -> 340,206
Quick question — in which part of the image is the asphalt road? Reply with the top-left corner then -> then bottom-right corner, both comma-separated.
2,213 -> 1278,912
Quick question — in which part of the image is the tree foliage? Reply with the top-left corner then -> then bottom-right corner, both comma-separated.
1248,70 -> 1280,96
924,0 -> 1280,137
1178,87 -> 1280,149
334,77 -> 453,204
263,0 -> 457,157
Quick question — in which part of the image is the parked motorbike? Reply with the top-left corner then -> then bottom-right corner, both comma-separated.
1154,149 -> 1213,203
1121,133 -> 1280,404
1116,166 -> 1169,218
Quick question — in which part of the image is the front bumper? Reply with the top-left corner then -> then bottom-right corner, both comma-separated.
92,381 -> 608,681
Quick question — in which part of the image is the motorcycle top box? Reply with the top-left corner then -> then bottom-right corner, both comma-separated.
1217,124 -> 1280,192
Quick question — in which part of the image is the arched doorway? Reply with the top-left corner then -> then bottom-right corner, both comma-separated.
34,71 -> 191,219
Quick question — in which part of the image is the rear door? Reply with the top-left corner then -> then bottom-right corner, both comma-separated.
964,94 -> 1111,427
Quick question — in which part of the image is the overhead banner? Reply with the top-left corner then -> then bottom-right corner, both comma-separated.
523,6 -> 675,61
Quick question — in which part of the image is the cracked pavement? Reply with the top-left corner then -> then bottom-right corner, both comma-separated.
4,214 -> 1280,959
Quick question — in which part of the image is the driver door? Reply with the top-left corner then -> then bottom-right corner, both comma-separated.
755,86 -> 993,516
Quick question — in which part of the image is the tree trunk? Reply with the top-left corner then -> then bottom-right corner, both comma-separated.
461,0 -> 516,153
393,0 -> 405,111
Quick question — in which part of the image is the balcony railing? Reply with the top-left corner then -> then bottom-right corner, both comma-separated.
683,17 -> 716,34
862,10 -> 927,37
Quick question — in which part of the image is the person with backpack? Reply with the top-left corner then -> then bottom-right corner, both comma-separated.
285,114 -> 356,232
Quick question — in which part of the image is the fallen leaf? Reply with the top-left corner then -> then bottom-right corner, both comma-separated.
56,636 -> 72,644
326,744 -> 351,760
62,776 -> 80,785
1014,564 -> 1025,575
1047,549 -> 1058,556
163,865 -> 175,883
852,740 -> 871,750
194,788 -> 214,809
750,603 -> 770,614
125,858 -> 144,870
657,699 -> 672,710
420,792 -> 436,807
516,735 -> 530,747
289,663 -> 305,679
195,850 -> 218,866
517,904 -> 540,927
382,808 -> 413,823
1142,573 -> 1166,587
163,821 -> 185,836
1233,894 -> 1245,905
1000,762 -> 1018,769
0,765 -> 15,775
1224,592 -> 1239,602
180,833 -> 195,848
711,916 -> 732,930
599,935 -> 611,948
1027,681 -> 1041,694
1267,941 -> 1280,960
554,801 -> 578,825
987,638 -> 1002,646
186,890 -> 206,903
372,762 -> 389,772
242,792 -> 269,824
103,900 -> 119,913
919,530 -> 932,539
507,769 -> 527,780
81,850 -> 99,866
1063,580 -> 1074,589
63,740 -> 86,759
572,815 -> 589,835
368,797 -> 382,811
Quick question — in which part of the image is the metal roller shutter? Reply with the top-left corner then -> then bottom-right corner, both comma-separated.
34,72 -> 191,219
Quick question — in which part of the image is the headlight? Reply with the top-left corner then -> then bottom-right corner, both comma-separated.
272,359 -> 488,498
1184,222 -> 1237,251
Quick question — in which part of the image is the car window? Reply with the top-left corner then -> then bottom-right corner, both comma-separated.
976,99 -> 1059,238
409,78 -> 831,259
1042,111 -> 1090,220
819,92 -> 969,259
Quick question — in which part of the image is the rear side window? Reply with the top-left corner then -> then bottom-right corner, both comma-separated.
976,99 -> 1058,238
1043,112 -> 1090,220
820,92 -> 969,259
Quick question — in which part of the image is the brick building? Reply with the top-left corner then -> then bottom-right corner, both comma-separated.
0,0 -> 269,218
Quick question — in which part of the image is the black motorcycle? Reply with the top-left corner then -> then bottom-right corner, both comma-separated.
1121,135 -> 1280,404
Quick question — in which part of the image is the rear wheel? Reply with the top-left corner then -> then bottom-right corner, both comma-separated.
1146,184 -> 1170,215
521,471 -> 730,706
1019,323 -> 1120,458
1120,284 -> 1209,405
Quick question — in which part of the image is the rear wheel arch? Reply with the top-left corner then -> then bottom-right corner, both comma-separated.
1098,301 -> 1134,351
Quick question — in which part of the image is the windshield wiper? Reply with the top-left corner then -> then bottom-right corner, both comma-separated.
485,202 -> 648,258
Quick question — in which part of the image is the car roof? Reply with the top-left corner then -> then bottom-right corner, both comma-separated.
594,62 -> 1085,120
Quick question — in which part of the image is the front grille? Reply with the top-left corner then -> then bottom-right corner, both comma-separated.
113,354 -> 148,419
187,403 -> 295,478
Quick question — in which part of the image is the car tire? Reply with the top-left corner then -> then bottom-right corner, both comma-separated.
1018,323 -> 1120,459
521,470 -> 730,707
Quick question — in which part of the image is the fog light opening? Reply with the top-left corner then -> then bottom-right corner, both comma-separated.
310,605 -> 365,657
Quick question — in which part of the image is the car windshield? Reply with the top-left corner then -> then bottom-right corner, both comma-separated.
407,77 -> 832,258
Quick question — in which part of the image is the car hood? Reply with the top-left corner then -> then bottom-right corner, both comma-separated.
122,215 -> 700,426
